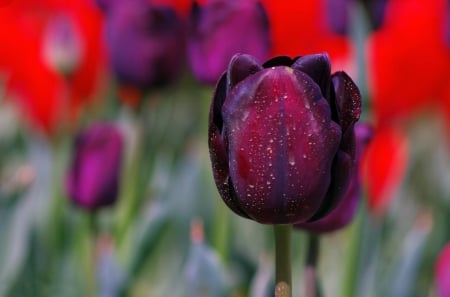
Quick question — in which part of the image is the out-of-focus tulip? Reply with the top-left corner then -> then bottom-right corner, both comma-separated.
368,0 -> 450,127
324,0 -> 388,34
66,123 -> 123,210
188,0 -> 270,84
0,0 -> 105,135
359,0 -> 389,30
104,0 -> 186,89
436,243 -> 450,297
362,127 -> 409,217
261,0 -> 350,72
209,53 -> 361,224
295,123 -> 373,233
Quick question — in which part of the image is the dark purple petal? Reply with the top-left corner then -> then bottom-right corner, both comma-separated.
306,150 -> 352,222
332,71 -> 362,135
296,123 -> 373,233
221,66 -> 341,224
210,73 -> 228,131
291,53 -> 332,99
262,56 -> 296,68
227,54 -> 263,91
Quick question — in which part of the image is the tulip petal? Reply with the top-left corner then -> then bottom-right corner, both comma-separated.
262,55 -> 295,68
332,71 -> 362,134
307,150 -> 352,221
291,53 -> 332,99
209,74 -> 250,218
210,73 -> 228,131
296,123 -> 373,232
227,54 -> 263,91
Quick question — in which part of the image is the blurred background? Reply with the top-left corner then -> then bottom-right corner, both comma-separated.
1,0 -> 450,296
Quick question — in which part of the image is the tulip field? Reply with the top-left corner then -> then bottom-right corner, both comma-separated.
1,0 -> 450,296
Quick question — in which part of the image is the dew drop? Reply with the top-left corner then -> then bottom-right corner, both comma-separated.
241,110 -> 249,121
289,155 -> 295,166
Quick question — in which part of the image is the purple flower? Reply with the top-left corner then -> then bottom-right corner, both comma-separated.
188,0 -> 270,84
324,0 -> 388,34
294,123 -> 372,233
66,122 -> 123,210
105,0 -> 186,89
209,53 -> 361,224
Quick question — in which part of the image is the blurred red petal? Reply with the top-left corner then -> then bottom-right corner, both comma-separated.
261,0 -> 350,71
368,0 -> 450,126
362,127 -> 409,217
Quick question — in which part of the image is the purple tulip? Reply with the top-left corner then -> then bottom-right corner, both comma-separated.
325,0 -> 388,34
294,123 -> 372,233
188,0 -> 270,85
209,53 -> 361,224
105,0 -> 186,89
66,123 -> 123,210
436,243 -> 450,297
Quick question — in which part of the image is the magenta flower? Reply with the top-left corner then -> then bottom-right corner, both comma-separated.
436,242 -> 450,297
294,123 -> 372,233
66,122 -> 123,210
209,53 -> 361,224
188,0 -> 270,84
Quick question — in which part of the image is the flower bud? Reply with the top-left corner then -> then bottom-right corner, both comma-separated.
209,53 -> 361,224
294,123 -> 372,233
66,122 -> 123,210
188,0 -> 270,84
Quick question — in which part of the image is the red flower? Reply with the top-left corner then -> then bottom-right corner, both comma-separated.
260,0 -> 351,72
367,0 -> 450,127
0,0 -> 105,135
361,127 -> 409,217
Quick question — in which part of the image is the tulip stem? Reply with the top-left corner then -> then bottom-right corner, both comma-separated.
86,212 -> 98,297
274,225 -> 292,297
305,234 -> 320,297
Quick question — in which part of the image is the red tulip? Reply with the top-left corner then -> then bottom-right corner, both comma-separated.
361,127 -> 409,217
260,0 -> 351,72
367,0 -> 450,127
0,0 -> 105,135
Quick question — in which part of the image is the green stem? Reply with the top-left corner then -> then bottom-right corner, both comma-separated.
341,210 -> 363,297
86,212 -> 98,297
274,225 -> 292,297
213,202 -> 230,263
305,234 -> 320,297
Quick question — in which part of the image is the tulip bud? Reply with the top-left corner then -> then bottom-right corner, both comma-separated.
105,0 -> 186,89
188,0 -> 270,84
436,243 -> 450,297
294,123 -> 372,233
209,53 -> 361,224
66,122 -> 123,210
